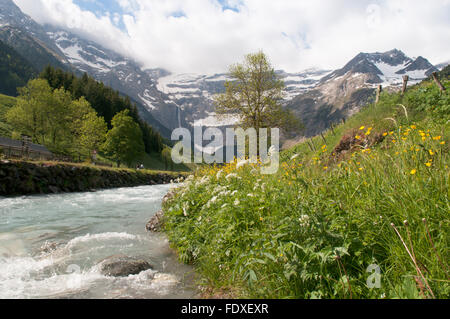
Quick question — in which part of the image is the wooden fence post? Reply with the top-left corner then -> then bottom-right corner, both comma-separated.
375,85 -> 382,104
402,76 -> 409,95
320,132 -> 327,144
432,72 -> 446,92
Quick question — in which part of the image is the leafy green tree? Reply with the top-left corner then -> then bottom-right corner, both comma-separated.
6,79 -> 52,145
7,79 -> 108,159
215,51 -> 302,137
46,87 -> 74,153
102,110 -> 145,167
40,66 -> 164,154
71,97 -> 108,158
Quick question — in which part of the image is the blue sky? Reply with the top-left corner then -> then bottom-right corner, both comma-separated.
14,0 -> 450,74
73,0 -> 128,29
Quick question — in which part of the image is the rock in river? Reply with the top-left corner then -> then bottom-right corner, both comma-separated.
146,210 -> 164,232
99,255 -> 153,277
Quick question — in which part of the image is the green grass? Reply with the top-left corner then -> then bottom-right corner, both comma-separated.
9,158 -> 189,177
163,78 -> 450,299
0,93 -> 16,138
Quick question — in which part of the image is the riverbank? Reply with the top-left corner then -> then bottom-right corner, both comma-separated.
161,78 -> 449,299
0,160 -> 187,196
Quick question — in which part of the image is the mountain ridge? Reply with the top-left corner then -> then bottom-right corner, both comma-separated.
0,0 -> 446,141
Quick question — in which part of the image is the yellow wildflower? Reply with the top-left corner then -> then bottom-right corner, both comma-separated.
429,150 -> 434,156
410,169 -> 417,175
433,136 -> 441,141
410,125 -> 417,130
359,126 -> 365,130
383,132 -> 388,137
425,162 -> 432,167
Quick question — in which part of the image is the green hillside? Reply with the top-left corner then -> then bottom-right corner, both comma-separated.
0,39 -> 38,96
163,70 -> 449,298
0,93 -> 16,137
0,26 -> 68,73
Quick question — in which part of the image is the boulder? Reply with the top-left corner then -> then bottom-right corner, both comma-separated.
99,255 -> 153,277
146,210 -> 164,232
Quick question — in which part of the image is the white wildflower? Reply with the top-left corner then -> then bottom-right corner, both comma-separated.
247,193 -> 255,197
291,154 -> 299,160
231,190 -> 238,196
226,173 -> 238,181
299,215 -> 310,227
221,203 -> 228,209
234,199 -> 240,206
216,170 -> 223,179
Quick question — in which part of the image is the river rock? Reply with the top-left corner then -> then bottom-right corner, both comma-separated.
146,210 -> 164,232
99,255 -> 153,277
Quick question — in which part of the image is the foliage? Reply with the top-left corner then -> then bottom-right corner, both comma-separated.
102,110 -> 145,167
40,66 -> 164,154
72,98 -> 108,158
0,39 -> 37,96
163,76 -> 449,299
215,51 -> 302,136
6,79 -> 107,158
0,93 -> 16,137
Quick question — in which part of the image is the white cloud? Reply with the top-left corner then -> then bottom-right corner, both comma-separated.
13,0 -> 450,74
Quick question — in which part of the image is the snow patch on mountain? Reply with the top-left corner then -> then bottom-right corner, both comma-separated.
192,113 -> 240,127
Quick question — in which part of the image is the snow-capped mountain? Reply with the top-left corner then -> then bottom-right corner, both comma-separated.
45,27 -> 184,134
278,69 -> 332,99
321,49 -> 437,87
287,49 -> 439,138
1,0 -> 446,141
435,61 -> 450,71
155,69 -> 332,128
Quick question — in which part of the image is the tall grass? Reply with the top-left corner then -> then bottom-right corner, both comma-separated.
163,79 -> 449,299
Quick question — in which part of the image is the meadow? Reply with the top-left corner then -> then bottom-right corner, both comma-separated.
163,78 -> 449,299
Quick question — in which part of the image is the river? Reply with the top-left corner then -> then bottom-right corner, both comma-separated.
0,185 -> 196,299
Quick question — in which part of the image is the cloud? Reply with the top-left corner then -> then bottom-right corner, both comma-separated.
13,0 -> 450,74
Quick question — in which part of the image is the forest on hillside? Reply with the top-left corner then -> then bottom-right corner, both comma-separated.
39,66 -> 164,155
0,40 -> 37,96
